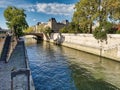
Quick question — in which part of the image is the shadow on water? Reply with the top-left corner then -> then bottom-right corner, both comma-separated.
25,38 -> 120,90
70,63 -> 120,90
60,46 -> 120,89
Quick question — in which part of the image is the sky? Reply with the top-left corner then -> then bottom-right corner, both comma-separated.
0,0 -> 79,29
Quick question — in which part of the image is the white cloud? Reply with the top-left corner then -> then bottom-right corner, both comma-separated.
36,3 -> 74,16
0,1 -> 75,16
24,7 -> 35,12
33,19 -> 36,21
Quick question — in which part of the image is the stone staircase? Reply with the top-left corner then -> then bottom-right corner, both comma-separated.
0,35 -> 12,62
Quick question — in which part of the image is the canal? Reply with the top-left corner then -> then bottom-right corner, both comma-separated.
25,37 -> 120,90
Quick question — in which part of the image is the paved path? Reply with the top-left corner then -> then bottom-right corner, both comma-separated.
0,40 -> 32,90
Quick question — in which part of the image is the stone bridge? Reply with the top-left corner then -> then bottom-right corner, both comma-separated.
24,33 -> 43,40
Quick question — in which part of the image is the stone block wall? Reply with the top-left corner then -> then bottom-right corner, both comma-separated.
44,33 -> 120,61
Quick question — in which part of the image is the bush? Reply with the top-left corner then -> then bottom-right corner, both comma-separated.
59,27 -> 68,33
60,22 -> 83,33
103,22 -> 116,34
93,26 -> 107,41
43,27 -> 52,34
116,30 -> 120,34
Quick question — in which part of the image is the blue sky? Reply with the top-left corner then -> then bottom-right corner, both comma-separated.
0,0 -> 79,29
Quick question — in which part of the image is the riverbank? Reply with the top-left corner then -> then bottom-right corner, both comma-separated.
44,33 -> 120,62
0,39 -> 35,90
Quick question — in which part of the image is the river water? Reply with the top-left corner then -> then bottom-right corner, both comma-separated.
25,37 -> 120,90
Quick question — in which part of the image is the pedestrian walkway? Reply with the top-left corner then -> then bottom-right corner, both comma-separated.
0,40 -> 34,90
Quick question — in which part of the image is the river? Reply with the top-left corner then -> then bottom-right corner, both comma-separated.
25,37 -> 120,90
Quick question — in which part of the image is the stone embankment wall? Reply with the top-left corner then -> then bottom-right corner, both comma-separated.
44,33 -> 120,61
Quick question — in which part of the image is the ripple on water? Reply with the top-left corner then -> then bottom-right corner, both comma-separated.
25,40 -> 120,90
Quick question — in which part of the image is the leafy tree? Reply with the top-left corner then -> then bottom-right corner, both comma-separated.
59,26 -> 68,33
60,22 -> 82,33
73,0 -> 120,33
103,0 -> 120,22
103,22 -> 117,34
24,27 -> 34,33
37,24 -> 45,33
43,26 -> 52,35
73,0 -> 99,33
4,6 -> 28,37
93,26 -> 107,41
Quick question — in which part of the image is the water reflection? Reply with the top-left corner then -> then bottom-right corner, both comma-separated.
25,39 -> 76,90
60,46 -> 120,88
25,38 -> 120,90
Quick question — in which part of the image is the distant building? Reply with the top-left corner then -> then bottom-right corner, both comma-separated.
36,18 -> 69,33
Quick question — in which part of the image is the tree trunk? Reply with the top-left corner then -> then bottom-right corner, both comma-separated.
89,23 -> 92,33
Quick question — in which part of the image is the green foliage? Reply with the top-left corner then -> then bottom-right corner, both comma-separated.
37,24 -> 45,32
104,22 -> 116,34
43,26 -> 52,34
59,27 -> 68,33
73,0 -> 120,33
105,0 -> 120,22
24,27 -> 34,33
4,6 -> 28,37
93,26 -> 107,41
73,0 -> 99,33
116,30 -> 120,34
60,22 -> 82,33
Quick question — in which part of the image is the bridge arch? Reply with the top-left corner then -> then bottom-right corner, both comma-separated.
24,33 -> 43,40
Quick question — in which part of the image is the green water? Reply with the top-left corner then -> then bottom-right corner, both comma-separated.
25,38 -> 120,90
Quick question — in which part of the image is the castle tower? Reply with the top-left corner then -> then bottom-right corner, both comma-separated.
48,18 -> 57,32
62,20 -> 69,25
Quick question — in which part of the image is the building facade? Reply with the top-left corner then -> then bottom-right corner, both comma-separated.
36,18 -> 69,33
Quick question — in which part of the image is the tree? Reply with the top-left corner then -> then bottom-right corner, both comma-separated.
24,27 -> 34,33
73,0 -> 99,33
60,26 -> 68,33
4,6 -> 28,37
37,24 -> 45,33
103,0 -> 120,22
43,26 -> 52,34
60,22 -> 82,33
73,0 -> 120,33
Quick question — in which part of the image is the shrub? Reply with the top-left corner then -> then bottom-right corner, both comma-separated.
59,27 -> 68,33
103,22 -> 116,34
116,30 -> 120,34
93,26 -> 107,41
